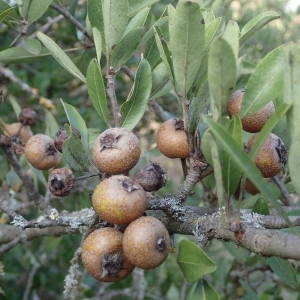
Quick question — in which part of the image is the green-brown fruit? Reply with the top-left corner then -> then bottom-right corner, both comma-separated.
25,134 -> 61,170
3,122 -> 33,145
48,167 -> 74,196
133,162 -> 166,192
92,128 -> 140,174
122,216 -> 171,269
246,133 -> 287,178
92,175 -> 147,225
156,118 -> 189,158
82,227 -> 134,282
227,89 -> 275,133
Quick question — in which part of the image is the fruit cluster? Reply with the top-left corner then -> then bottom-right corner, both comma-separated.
227,89 -> 287,194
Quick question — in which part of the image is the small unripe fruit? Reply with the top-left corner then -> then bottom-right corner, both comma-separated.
18,108 -> 38,126
3,122 -> 33,145
156,118 -> 189,159
48,168 -> 74,196
82,227 -> 134,282
123,216 -> 171,269
246,133 -> 287,178
25,134 -> 61,170
227,89 -> 275,133
133,162 -> 166,192
92,128 -> 140,174
92,175 -> 147,225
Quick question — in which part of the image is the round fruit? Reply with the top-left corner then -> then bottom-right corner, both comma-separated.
156,118 -> 189,158
227,89 -> 275,133
133,162 -> 166,192
246,133 -> 287,178
18,108 -> 38,126
123,216 -> 171,269
92,175 -> 146,225
3,122 -> 33,145
25,134 -> 61,170
244,179 -> 259,195
92,128 -> 140,174
81,227 -> 134,282
48,167 -> 74,196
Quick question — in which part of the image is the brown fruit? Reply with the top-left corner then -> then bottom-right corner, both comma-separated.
133,162 -> 166,192
92,175 -> 147,225
54,127 -> 81,153
246,133 -> 287,178
18,108 -> 38,126
92,128 -> 140,174
156,118 -> 189,158
48,167 -> 74,196
123,216 -> 171,269
227,89 -> 275,133
244,179 -> 259,195
25,134 -> 61,170
3,122 -> 33,145
82,227 -> 134,282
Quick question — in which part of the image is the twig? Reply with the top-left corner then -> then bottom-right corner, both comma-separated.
121,65 -> 135,81
22,261 -> 40,300
106,67 -> 121,127
181,158 -> 188,178
272,175 -> 292,206
133,268 -> 145,300
50,3 -> 92,41
0,235 -> 22,256
149,100 -> 170,122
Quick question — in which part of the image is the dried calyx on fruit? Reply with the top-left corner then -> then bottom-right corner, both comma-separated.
48,167 -> 74,196
92,127 -> 141,174
25,134 -> 61,170
227,89 -> 275,133
82,227 -> 134,282
133,162 -> 166,192
246,133 -> 287,178
156,118 -> 189,158
122,216 -> 171,269
54,127 -> 81,153
2,122 -> 33,145
92,175 -> 146,225
18,108 -> 38,126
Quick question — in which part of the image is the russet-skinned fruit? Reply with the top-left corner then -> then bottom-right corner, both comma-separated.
3,122 -> 33,145
122,216 -> 171,269
156,118 -> 189,158
92,127 -> 140,175
81,227 -> 134,282
92,175 -> 147,225
246,133 -> 287,178
227,89 -> 275,133
48,167 -> 74,196
18,108 -> 38,126
25,134 -> 61,170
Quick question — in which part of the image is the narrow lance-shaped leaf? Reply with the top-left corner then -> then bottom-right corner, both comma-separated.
37,32 -> 86,83
208,38 -> 237,120
111,28 -> 143,72
177,238 -> 216,283
128,0 -> 159,16
240,11 -> 280,45
123,7 -> 149,37
60,99 -> 89,152
204,117 -> 287,218
27,0 -> 53,23
169,0 -> 205,95
241,45 -> 285,117
92,27 -> 102,63
0,6 -> 16,23
86,59 -> 110,127
223,20 -> 239,58
187,280 -> 220,300
121,58 -> 152,130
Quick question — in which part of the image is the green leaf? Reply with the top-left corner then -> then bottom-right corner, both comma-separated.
44,109 -> 60,139
62,129 -> 90,173
187,280 -> 220,300
111,28 -> 143,71
208,38 -> 237,119
9,98 -> 21,118
287,44 -> 300,196
241,46 -> 285,117
86,59 -> 110,127
128,0 -> 159,16
87,0 -> 105,50
223,20 -> 239,58
204,117 -> 283,212
266,257 -> 298,289
37,32 -> 86,83
169,0 -> 205,95
92,27 -> 102,63
103,0 -> 128,53
60,99 -> 89,152
151,62 -> 171,99
123,7 -> 149,36
205,17 -> 222,48
240,11 -> 280,45
253,197 -> 269,215
0,6 -> 16,23
27,0 -> 53,23
177,238 -> 216,283
23,39 -> 42,55
239,280 -> 260,300
121,58 -> 152,130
